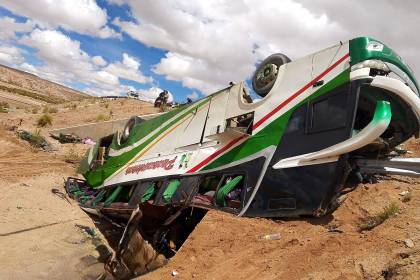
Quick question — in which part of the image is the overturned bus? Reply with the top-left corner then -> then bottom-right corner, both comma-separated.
66,37 -> 420,277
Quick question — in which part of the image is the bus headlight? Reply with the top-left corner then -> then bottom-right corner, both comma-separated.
351,59 -> 390,72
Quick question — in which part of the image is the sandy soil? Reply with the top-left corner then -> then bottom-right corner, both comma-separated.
0,97 -> 418,280
0,99 -> 159,280
0,91 -> 45,108
0,126 -> 108,279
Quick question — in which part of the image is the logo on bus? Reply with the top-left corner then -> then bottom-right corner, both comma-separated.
126,156 -> 177,174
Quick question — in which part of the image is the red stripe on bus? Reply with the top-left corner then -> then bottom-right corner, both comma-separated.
252,53 -> 350,130
187,135 -> 247,173
187,53 -> 349,172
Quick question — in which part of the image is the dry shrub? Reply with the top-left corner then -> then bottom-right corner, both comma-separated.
359,202 -> 400,231
37,114 -> 53,127
49,107 -> 58,113
100,101 -> 109,108
0,101 -> 9,113
42,106 -> 58,113
96,113 -> 110,122
18,129 -> 50,150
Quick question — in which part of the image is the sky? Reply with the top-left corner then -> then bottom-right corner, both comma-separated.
0,0 -> 418,103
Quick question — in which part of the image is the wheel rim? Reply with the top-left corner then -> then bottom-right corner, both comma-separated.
256,63 -> 278,89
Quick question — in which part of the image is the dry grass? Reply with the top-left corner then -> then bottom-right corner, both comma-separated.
37,114 -> 53,127
64,103 -> 77,110
0,84 -> 64,104
0,101 -> 9,113
42,106 -> 58,114
100,101 -> 109,108
49,107 -> 58,113
30,130 -> 47,148
159,104 -> 169,112
359,202 -> 400,231
17,129 -> 49,150
95,113 -> 111,122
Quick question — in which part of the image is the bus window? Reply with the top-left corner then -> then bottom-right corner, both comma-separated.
191,176 -> 222,206
215,175 -> 244,209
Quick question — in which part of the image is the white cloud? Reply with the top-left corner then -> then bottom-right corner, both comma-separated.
107,0 -> 126,6
186,92 -> 199,101
17,29 -> 151,95
98,26 -> 122,39
0,44 -> 25,65
136,87 -> 174,103
104,53 -> 152,84
19,62 -> 38,74
153,52 -> 228,93
114,0 -> 420,93
85,85 -> 174,103
0,0 -> 119,38
19,29 -> 96,83
92,55 -> 107,66
84,84 -> 129,97
295,0 -> 420,77
0,17 -> 33,40
114,0 -> 344,94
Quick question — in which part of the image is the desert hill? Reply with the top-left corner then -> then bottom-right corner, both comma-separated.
0,64 -> 89,107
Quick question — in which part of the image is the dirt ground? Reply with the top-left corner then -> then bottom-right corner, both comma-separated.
142,138 -> 419,280
0,99 -> 159,279
0,125 -> 107,279
0,99 -> 419,280
144,169 -> 420,280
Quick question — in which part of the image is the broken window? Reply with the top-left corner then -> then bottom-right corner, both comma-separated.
191,176 -> 222,206
215,175 -> 244,209
171,177 -> 201,204
92,133 -> 114,168
154,179 -> 181,205
100,184 -> 136,207
225,112 -> 254,135
143,181 -> 164,204
191,174 -> 245,210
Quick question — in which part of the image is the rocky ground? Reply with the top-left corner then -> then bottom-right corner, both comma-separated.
0,99 -> 419,280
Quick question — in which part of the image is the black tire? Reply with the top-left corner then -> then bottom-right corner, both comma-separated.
120,116 -> 143,144
252,53 -> 291,97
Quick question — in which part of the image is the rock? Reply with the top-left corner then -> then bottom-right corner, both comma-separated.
404,239 -> 414,248
399,191 -> 409,196
260,233 -> 281,240
171,270 -> 179,277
